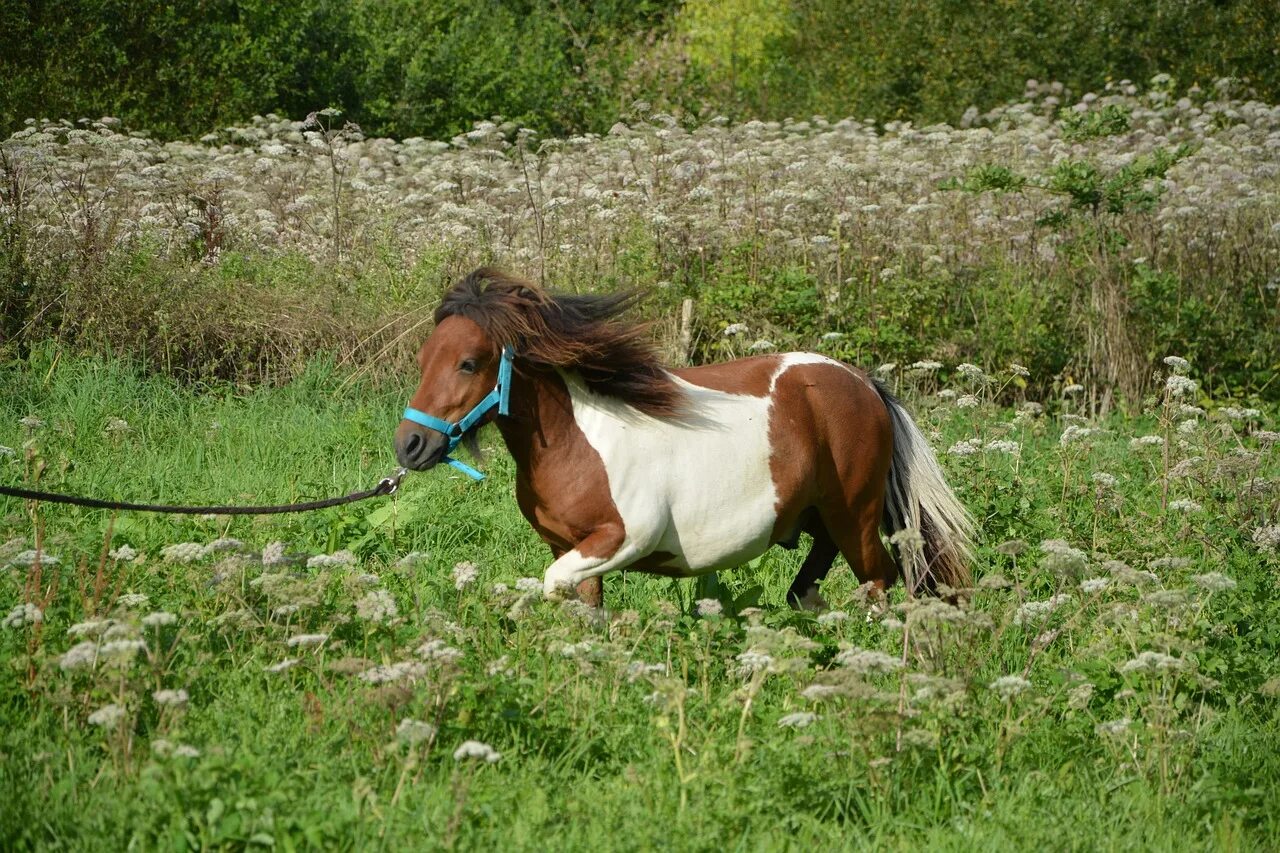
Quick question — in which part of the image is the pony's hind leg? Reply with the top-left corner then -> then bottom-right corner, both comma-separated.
787,524 -> 839,611
820,499 -> 899,594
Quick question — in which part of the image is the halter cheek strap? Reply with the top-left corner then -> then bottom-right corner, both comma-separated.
402,346 -> 514,481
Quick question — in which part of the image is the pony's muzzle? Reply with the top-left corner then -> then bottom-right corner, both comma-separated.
395,421 -> 449,471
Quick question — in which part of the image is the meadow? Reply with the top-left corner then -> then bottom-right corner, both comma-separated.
4,79 -> 1278,401
1,350 -> 1277,849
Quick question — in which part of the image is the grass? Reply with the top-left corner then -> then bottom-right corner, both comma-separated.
1,351 -> 1278,850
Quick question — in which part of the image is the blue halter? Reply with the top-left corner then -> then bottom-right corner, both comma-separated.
401,346 -> 514,480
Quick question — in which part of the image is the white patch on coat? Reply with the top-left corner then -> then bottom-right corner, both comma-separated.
554,352 -> 842,583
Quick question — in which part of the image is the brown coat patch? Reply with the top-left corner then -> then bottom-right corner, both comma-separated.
672,355 -> 778,397
496,365 -> 627,561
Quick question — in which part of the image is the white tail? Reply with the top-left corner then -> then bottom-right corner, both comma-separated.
877,385 -> 975,594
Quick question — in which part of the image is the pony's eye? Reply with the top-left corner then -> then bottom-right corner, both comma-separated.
459,359 -> 477,375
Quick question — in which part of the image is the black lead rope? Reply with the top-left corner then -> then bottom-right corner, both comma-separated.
0,469 -> 407,515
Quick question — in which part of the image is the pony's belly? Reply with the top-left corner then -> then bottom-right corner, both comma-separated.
640,529 -> 776,577
649,493 -> 778,574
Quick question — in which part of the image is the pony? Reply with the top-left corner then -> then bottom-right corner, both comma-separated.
394,268 -> 974,608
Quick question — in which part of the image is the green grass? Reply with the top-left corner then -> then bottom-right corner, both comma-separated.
1,352 -> 1278,850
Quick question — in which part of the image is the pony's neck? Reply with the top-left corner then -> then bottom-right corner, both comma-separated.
493,365 -> 579,477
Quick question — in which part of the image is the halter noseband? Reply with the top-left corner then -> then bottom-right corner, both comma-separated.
401,346 -> 514,480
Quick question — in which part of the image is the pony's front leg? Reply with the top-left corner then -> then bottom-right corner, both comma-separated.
543,527 -> 637,601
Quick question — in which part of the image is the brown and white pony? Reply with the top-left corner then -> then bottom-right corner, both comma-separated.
394,268 -> 974,608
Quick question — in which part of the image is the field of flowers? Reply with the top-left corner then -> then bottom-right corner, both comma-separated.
1,351 -> 1277,848
3,77 -> 1278,398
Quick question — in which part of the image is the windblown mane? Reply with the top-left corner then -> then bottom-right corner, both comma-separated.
435,268 -> 685,417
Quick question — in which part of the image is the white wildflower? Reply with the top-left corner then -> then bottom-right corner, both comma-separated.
88,703 -> 127,728
1162,356 -> 1190,374
1119,651 -> 1187,675
2,603 -> 42,628
1164,375 -> 1198,397
357,661 -> 427,684
1080,577 -> 1111,594
989,675 -> 1032,700
59,641 -> 99,671
397,719 -> 437,745
778,711 -> 818,728
452,561 -> 479,590
8,550 -> 59,567
1060,425 -> 1101,446
355,589 -> 398,623
417,639 -> 464,663
1168,498 -> 1202,513
1014,593 -> 1070,625
396,551 -> 428,569
984,439 -> 1020,455
67,619 -> 112,638
142,611 -> 177,628
1218,406 -> 1260,421
100,639 -> 147,664
307,549 -> 356,569
261,541 -> 287,566
735,648 -> 775,675
286,633 -> 328,648
817,610 -> 848,625
160,542 -> 205,563
695,598 -> 723,617
109,544 -> 138,561
1191,572 -> 1236,592
948,438 -> 983,456
1252,525 -> 1280,553
266,657 -> 301,673
453,740 -> 501,763
835,647 -> 903,674
1131,435 -> 1165,448
152,688 -> 189,708
722,323 -> 749,336
1096,718 -> 1132,738
202,538 -> 243,556
1067,682 -> 1095,710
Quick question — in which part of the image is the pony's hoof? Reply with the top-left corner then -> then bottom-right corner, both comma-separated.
796,587 -> 829,613
543,578 -> 576,601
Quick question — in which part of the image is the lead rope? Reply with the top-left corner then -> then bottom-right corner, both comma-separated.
0,468 -> 407,515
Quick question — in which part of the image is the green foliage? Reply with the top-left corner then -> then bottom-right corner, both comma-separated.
1061,104 -> 1132,141
702,0 -> 1280,126
4,0 -> 1280,140
955,142 -> 1191,217
0,0 -> 678,142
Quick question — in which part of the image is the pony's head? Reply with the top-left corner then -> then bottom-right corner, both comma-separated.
394,267 -> 684,471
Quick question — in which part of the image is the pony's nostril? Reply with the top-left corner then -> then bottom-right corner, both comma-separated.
405,433 -> 424,459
